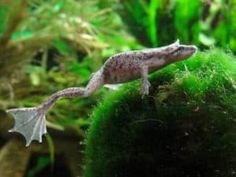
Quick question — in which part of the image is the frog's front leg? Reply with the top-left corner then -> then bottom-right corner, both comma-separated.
141,65 -> 151,96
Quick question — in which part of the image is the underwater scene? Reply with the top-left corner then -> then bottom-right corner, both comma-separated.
1,0 -> 236,177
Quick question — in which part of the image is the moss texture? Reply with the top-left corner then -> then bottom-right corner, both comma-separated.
84,49 -> 236,177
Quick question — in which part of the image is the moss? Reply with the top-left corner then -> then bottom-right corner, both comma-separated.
84,49 -> 236,177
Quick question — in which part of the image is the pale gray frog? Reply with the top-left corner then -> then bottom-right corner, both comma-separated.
7,40 -> 197,146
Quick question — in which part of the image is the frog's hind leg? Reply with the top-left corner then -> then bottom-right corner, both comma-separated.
7,87 -> 86,146
7,70 -> 104,146
83,70 -> 104,96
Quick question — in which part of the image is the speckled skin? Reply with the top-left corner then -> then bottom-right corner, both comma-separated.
39,40 -> 197,107
101,42 -> 195,83
103,51 -> 167,84
7,40 -> 197,146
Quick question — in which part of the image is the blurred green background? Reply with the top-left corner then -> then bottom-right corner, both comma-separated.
0,0 -> 236,176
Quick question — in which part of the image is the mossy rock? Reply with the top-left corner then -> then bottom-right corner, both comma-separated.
84,49 -> 236,177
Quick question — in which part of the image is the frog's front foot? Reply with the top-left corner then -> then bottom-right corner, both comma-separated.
141,79 -> 151,97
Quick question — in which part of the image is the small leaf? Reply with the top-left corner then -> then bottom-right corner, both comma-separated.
30,72 -> 40,86
53,39 -> 71,55
199,33 -> 216,46
46,134 -> 55,166
0,4 -> 9,36
11,30 -> 32,40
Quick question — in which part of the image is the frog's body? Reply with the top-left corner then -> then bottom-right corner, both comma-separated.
7,40 -> 197,146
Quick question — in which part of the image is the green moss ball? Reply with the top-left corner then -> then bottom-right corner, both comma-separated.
84,49 -> 236,177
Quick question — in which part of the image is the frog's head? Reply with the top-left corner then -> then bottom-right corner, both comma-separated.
143,40 -> 197,67
166,43 -> 197,62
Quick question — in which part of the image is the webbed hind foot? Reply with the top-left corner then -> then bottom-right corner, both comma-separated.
7,107 -> 47,147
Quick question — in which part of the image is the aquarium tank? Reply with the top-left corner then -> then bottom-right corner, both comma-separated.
0,0 -> 236,177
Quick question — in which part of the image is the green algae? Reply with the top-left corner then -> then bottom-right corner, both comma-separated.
84,49 -> 236,177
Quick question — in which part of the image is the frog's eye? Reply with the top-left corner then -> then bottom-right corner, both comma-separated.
175,46 -> 185,55
179,46 -> 184,51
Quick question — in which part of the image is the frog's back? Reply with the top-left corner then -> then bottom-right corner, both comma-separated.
102,52 -> 143,84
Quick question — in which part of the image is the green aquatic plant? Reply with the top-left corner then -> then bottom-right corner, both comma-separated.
84,49 -> 236,177
118,0 -> 176,47
116,0 -> 236,52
